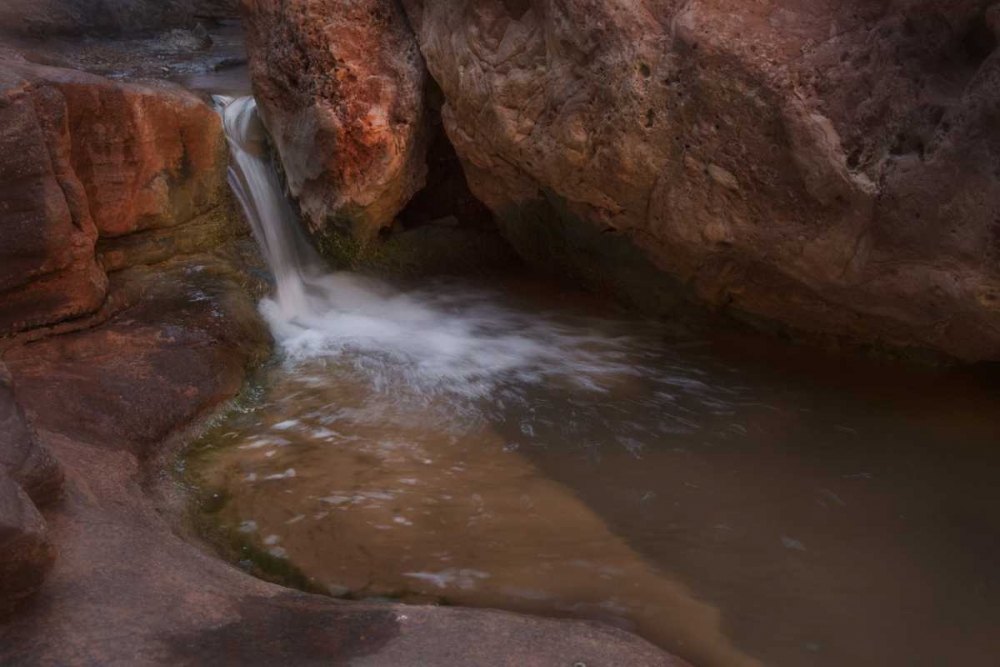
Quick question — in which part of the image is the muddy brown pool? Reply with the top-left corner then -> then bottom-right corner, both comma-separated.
185,274 -> 1000,667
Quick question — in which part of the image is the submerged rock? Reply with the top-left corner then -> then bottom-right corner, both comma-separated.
241,0 -> 430,244
402,0 -> 1000,361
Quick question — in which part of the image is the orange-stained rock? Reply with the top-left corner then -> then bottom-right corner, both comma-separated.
0,61 -> 231,335
241,0 -> 429,242
43,68 -> 229,238
402,0 -> 1000,361
0,65 -> 106,333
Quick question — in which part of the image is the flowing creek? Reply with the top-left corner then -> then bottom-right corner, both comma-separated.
188,97 -> 1000,667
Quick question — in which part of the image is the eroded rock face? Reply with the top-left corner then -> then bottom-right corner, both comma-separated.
403,0 -> 1000,361
0,61 -> 235,334
241,0 -> 429,243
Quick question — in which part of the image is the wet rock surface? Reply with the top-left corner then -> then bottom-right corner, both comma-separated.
0,251 -> 682,665
241,0 -> 430,243
402,0 -> 1000,361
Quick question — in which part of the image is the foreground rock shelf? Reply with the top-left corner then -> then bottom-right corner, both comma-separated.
0,252 -> 680,666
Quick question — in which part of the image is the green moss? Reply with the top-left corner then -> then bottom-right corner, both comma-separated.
201,515 -> 327,595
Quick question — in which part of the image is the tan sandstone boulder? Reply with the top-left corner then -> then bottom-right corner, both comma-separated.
241,0 -> 430,243
402,0 -> 1000,361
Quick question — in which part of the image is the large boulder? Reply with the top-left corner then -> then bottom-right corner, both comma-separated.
241,0 -> 430,244
0,61 -> 234,335
402,0 -> 1000,361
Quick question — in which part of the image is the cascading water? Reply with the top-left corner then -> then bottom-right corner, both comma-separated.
213,95 -> 692,401
216,95 -> 325,316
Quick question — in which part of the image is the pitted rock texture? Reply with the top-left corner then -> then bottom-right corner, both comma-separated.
241,0 -> 429,243
402,0 -> 1000,361
0,61 -> 237,335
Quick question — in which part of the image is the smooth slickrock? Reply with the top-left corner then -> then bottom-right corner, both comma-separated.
0,362 -> 62,507
0,468 -> 55,618
402,0 -> 1000,361
0,60 -> 237,335
3,253 -> 273,454
0,360 -> 60,616
241,0 -> 429,243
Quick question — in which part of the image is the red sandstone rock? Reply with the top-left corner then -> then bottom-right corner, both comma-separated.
0,66 -> 106,333
39,67 -> 229,238
241,0 -> 429,242
403,0 -> 1000,361
0,61 -> 232,335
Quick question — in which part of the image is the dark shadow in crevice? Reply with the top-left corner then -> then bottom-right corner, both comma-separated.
396,80 -> 495,233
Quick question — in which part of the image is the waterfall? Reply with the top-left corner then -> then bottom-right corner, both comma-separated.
214,95 -> 656,401
215,95 -> 327,318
